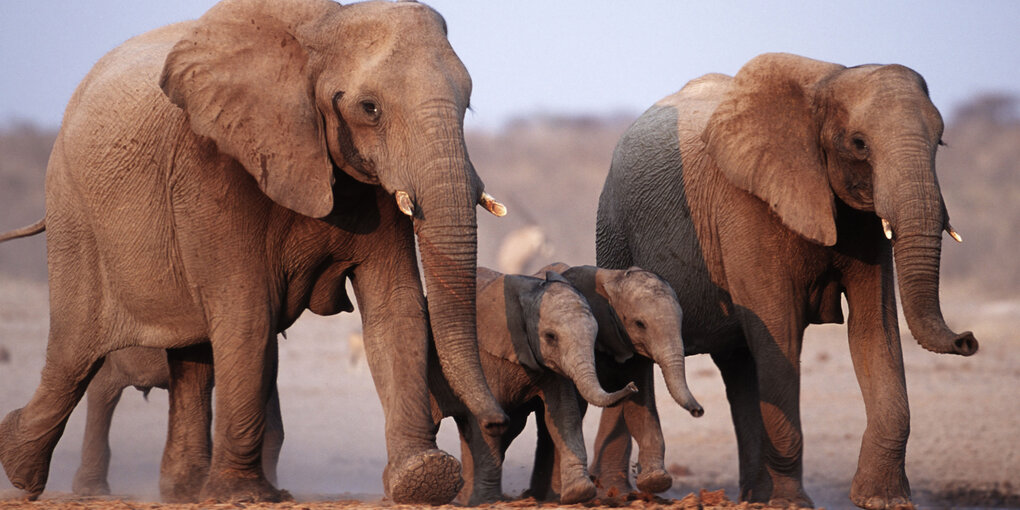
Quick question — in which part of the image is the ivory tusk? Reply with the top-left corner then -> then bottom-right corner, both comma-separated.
395,190 -> 414,217
946,223 -> 963,243
478,191 -> 507,217
881,218 -> 893,240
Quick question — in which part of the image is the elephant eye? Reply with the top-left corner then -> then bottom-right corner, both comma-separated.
634,320 -> 647,330
543,331 -> 558,344
848,135 -> 870,160
361,101 -> 379,117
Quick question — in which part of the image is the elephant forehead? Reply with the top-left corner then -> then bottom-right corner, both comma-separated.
539,285 -> 595,327
619,271 -> 677,302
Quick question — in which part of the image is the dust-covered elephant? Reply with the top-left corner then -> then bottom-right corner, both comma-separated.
428,268 -> 637,505
0,0 -> 508,504
69,346 -> 283,498
595,53 -> 977,509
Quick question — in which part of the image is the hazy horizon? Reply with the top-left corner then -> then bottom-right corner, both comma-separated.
2,1 -> 1019,130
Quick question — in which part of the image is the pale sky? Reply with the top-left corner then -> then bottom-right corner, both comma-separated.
2,1 -> 1018,130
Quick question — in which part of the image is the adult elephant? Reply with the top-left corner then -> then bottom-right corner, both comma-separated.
595,53 -> 977,509
0,0 -> 507,504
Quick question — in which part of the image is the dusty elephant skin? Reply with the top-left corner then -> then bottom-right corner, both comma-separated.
0,0 -> 509,505
595,53 -> 977,509
428,267 -> 637,506
69,346 -> 284,498
524,263 -> 703,500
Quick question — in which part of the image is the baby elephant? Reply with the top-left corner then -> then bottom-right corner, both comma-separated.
428,267 -> 638,505
71,346 -> 283,498
525,263 -> 703,499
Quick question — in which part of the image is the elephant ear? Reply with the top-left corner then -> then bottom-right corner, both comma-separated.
160,3 -> 335,218
702,53 -> 845,246
592,268 -> 635,364
543,271 -> 570,285
503,275 -> 546,372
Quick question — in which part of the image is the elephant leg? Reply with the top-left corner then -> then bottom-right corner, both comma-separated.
527,401 -> 560,501
159,343 -> 214,503
735,304 -> 812,507
711,342 -> 765,501
72,361 -> 126,496
589,403 -> 633,494
261,382 -> 284,487
454,415 -> 503,505
540,378 -> 596,504
0,328 -> 104,499
199,329 -> 283,503
619,357 -> 672,494
351,261 -> 461,505
844,256 -> 911,509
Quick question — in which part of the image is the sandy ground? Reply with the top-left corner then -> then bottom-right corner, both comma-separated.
0,277 -> 1017,509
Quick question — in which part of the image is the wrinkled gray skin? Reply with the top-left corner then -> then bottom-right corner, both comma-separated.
428,267 -> 638,506
70,346 -> 283,498
596,53 -> 978,509
0,0 -> 508,504
520,263 -> 703,500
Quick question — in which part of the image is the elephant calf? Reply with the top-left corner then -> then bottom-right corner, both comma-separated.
428,267 -> 637,506
524,264 -> 703,499
70,346 -> 283,498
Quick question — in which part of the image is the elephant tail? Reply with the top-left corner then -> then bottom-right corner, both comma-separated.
0,218 -> 45,243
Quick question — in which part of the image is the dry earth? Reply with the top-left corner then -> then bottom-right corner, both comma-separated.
0,277 -> 1017,510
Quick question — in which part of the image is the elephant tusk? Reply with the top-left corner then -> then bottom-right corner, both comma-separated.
478,191 -> 507,217
395,190 -> 414,217
881,218 -> 893,240
946,223 -> 963,243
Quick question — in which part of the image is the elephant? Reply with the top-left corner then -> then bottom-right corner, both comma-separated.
594,53 -> 978,509
0,0 -> 509,504
69,346 -> 283,498
428,267 -> 638,505
521,263 -> 703,500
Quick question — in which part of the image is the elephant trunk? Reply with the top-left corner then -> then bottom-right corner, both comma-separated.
892,230 -> 977,356
563,349 -> 637,408
656,350 -> 704,417
412,125 -> 507,434
882,161 -> 977,356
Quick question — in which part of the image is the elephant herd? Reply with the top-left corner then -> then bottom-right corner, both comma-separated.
0,0 -> 976,509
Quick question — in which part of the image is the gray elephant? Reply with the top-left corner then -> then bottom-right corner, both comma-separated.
519,263 -> 703,500
428,267 -> 638,506
595,53 -> 977,509
0,0 -> 508,504
70,346 -> 283,498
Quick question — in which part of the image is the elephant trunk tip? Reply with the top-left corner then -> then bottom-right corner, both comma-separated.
914,326 -> 978,357
948,330 -> 979,356
480,411 -> 510,437
676,391 -> 704,418
587,381 -> 639,408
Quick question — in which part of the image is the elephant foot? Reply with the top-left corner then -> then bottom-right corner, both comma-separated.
768,495 -> 816,509
71,472 -> 111,497
385,449 -> 463,505
850,468 -> 911,509
635,468 -> 672,494
160,458 -> 209,503
593,470 -> 633,497
765,484 -> 814,509
559,477 -> 597,504
198,468 -> 290,503
0,409 -> 53,500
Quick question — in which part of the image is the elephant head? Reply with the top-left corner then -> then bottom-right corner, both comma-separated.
159,0 -> 507,427
702,53 -> 977,357
501,272 -> 638,408
560,265 -> 703,417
